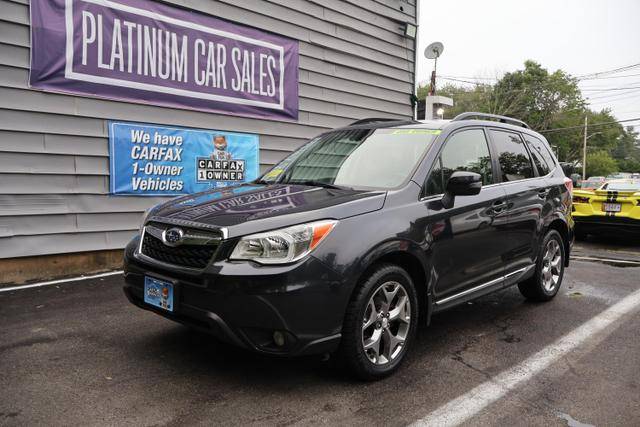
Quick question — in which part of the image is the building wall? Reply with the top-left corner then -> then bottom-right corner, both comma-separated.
0,0 -> 417,259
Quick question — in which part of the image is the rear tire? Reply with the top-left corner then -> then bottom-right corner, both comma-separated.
340,263 -> 418,380
518,230 -> 565,302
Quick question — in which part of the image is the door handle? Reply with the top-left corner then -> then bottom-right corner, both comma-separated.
491,200 -> 508,214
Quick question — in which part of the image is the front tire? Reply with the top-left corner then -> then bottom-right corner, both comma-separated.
340,264 -> 418,380
518,230 -> 565,302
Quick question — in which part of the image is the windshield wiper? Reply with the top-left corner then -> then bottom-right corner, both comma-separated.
288,180 -> 352,190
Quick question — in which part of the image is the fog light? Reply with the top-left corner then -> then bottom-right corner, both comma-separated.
273,331 -> 285,347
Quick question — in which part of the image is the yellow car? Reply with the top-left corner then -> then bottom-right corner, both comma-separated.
572,179 -> 640,238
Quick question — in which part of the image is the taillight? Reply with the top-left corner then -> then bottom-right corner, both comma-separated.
573,196 -> 590,204
563,177 -> 573,195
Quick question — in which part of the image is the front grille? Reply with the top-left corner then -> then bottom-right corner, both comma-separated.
140,223 -> 221,269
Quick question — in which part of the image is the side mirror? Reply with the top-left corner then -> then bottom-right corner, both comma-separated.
441,171 -> 482,208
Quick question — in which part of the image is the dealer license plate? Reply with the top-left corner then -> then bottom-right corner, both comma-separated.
144,276 -> 174,312
603,203 -> 621,212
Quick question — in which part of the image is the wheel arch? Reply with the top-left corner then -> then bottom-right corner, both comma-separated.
546,217 -> 571,267
351,241 -> 432,326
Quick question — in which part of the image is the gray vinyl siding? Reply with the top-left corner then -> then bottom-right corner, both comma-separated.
0,0 -> 417,258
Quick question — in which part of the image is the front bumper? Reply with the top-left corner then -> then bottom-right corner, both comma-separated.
123,236 -> 347,356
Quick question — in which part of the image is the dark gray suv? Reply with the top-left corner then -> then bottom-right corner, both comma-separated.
124,112 -> 574,379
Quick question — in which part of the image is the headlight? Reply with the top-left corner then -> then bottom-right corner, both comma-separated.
230,220 -> 337,264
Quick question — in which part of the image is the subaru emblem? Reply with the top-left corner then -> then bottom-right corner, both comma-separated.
162,227 -> 184,246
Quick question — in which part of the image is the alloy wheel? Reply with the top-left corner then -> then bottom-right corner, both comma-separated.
541,239 -> 562,292
361,281 -> 411,365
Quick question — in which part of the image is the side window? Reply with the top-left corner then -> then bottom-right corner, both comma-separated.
425,129 -> 493,196
524,135 -> 555,176
489,130 -> 534,182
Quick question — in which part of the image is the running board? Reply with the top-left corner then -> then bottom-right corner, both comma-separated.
435,265 -> 533,306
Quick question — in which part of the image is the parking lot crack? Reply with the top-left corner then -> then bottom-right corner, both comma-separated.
492,316 -> 522,344
0,334 -> 59,353
451,338 -> 492,380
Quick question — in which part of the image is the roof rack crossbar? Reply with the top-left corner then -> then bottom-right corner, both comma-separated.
349,118 -> 413,126
452,112 -> 530,129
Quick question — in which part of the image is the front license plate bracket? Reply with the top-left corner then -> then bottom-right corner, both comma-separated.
144,276 -> 175,312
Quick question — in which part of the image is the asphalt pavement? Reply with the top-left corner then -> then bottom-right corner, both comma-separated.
1,237 -> 639,426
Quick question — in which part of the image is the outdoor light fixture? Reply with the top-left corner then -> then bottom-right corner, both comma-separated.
404,22 -> 417,39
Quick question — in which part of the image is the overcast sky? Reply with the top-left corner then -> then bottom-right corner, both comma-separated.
415,0 -> 640,128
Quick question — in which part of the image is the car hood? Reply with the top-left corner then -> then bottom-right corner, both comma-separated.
149,183 -> 386,237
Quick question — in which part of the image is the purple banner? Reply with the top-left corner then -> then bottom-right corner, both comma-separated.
29,0 -> 299,120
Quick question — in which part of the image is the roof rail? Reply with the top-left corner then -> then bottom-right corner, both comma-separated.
349,117 -> 411,126
452,112 -> 530,129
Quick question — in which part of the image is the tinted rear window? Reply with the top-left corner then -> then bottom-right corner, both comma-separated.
525,135 -> 555,176
489,130 -> 534,182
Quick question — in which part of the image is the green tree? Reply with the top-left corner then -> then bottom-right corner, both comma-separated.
418,61 -> 629,166
617,158 -> 640,173
560,109 -> 624,164
491,61 -> 584,130
611,125 -> 640,172
586,151 -> 618,177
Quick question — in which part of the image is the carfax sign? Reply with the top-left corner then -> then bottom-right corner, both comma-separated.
109,122 -> 259,196
29,0 -> 299,120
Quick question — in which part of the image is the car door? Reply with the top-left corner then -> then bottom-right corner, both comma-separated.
487,129 -> 547,276
422,128 -> 510,304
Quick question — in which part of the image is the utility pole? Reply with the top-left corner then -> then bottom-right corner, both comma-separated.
429,54 -> 438,96
582,115 -> 588,180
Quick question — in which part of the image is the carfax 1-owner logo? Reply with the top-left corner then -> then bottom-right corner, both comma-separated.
196,135 -> 246,183
109,121 -> 259,196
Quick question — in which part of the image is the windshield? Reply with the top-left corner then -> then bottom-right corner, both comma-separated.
260,128 -> 439,189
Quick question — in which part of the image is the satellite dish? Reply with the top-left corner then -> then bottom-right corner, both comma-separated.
424,42 -> 444,59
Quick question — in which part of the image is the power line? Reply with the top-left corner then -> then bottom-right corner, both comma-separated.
579,73 -> 640,80
538,117 -> 640,133
436,78 -> 640,102
587,89 -> 640,103
433,65 -> 640,86
426,73 -> 640,110
585,89 -> 640,101
589,96 -> 640,106
439,71 -> 640,84
439,75 -> 498,81
603,109 -> 640,115
437,76 -> 640,94
586,85 -> 640,96
575,63 -> 640,79
438,76 -> 487,85
580,84 -> 640,92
